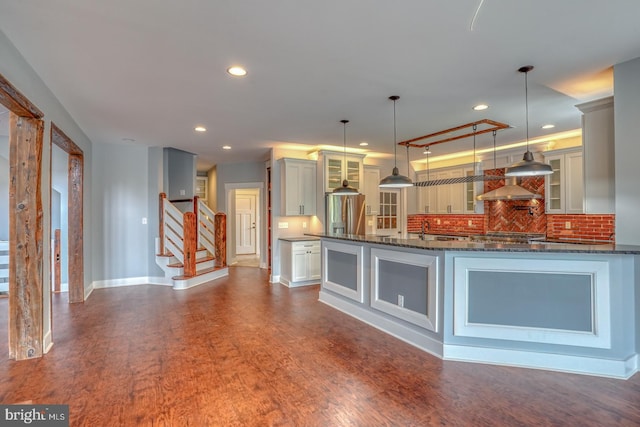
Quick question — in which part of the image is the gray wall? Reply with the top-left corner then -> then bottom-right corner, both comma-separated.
614,57 -> 640,245
0,136 -> 8,241
164,147 -> 196,201
215,161 -> 265,213
147,147 -> 164,277
92,141 -> 150,281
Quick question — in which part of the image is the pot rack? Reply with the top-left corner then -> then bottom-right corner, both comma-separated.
401,119 -> 510,187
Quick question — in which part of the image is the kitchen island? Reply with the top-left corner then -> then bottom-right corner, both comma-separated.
307,233 -> 640,379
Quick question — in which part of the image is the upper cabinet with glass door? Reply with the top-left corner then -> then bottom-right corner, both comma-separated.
318,150 -> 365,193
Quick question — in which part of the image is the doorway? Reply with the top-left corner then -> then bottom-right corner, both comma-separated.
50,123 -> 84,304
225,183 -> 263,268
235,190 -> 257,255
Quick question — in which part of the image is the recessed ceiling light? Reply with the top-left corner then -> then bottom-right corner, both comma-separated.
122,137 -> 135,142
227,66 -> 247,77
222,145 -> 232,150
473,104 -> 489,111
194,126 -> 207,132
359,142 -> 368,146
541,124 -> 555,129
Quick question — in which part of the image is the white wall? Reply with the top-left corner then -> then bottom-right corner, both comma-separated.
614,57 -> 640,245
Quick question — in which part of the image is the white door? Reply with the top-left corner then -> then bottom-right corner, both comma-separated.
377,189 -> 401,237
235,193 -> 256,255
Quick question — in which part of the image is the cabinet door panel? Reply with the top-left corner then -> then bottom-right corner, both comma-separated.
292,250 -> 309,281
308,247 -> 321,280
565,152 -> 584,214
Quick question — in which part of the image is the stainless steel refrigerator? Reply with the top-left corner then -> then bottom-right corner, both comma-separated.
325,193 -> 366,236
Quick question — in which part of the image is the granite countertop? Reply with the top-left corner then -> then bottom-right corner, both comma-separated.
304,232 -> 640,254
278,236 -> 321,242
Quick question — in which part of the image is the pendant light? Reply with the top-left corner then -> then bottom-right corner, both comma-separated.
332,119 -> 359,195
379,95 -> 413,188
505,66 -> 553,177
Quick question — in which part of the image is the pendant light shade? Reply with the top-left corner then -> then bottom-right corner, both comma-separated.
332,119 -> 360,195
505,66 -> 553,177
379,95 -> 413,188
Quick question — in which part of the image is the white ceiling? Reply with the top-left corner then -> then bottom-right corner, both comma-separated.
1,1 -> 639,171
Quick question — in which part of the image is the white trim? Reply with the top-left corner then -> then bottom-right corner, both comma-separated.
370,248 -> 439,332
443,344 -> 638,379
91,276 -> 173,289
43,330 -> 53,354
319,290 -> 443,358
270,274 -> 281,283
84,282 -> 94,300
322,240 -> 364,303
453,256 -> 611,349
225,182 -> 264,268
172,268 -> 229,290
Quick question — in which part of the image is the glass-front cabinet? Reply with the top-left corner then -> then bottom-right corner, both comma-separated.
544,149 -> 583,214
319,151 -> 365,193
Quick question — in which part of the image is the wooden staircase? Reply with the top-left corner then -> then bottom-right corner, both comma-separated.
156,194 -> 228,290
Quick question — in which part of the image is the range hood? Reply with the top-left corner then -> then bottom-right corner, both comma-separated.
476,177 -> 542,201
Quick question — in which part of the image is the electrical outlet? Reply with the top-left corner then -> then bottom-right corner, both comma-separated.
398,294 -> 404,307
468,220 -> 473,226
436,219 -> 441,225
565,221 -> 571,229
142,217 -> 147,225
302,222 -> 307,228
367,220 -> 373,226
179,189 -> 185,196
278,222 -> 289,229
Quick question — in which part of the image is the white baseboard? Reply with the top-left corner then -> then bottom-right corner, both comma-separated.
443,344 -> 638,379
318,290 -> 443,359
84,283 -> 94,300
270,274 -> 280,284
43,330 -> 53,354
91,276 -> 173,289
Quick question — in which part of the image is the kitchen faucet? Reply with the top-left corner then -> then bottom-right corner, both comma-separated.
421,219 -> 430,240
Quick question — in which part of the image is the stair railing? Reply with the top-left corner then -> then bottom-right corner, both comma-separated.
159,193 -> 227,277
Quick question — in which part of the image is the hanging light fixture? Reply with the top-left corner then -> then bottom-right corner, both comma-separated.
332,119 -> 360,195
505,66 -> 553,177
379,95 -> 413,188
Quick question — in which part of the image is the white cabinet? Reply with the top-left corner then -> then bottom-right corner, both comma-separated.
363,166 -> 380,215
318,151 -> 365,193
544,149 -> 583,214
280,239 -> 321,287
281,158 -> 316,216
415,165 -> 475,214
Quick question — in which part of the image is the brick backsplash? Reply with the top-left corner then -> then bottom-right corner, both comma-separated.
547,214 -> 615,242
407,167 -> 616,240
407,214 -> 486,235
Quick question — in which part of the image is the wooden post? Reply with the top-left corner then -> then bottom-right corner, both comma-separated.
9,114 -> 44,360
159,193 -> 166,255
183,212 -> 197,277
193,196 -> 199,249
214,212 -> 227,268
68,153 -> 84,303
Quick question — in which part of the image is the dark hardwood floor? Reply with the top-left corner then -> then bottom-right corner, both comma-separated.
1,267 -> 639,426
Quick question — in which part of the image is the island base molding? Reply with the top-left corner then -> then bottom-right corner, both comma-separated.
443,345 -> 639,379
318,290 -> 443,358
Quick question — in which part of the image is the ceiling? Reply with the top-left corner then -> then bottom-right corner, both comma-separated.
1,1 -> 639,171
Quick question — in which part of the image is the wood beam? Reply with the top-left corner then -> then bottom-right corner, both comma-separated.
0,73 -> 44,119
9,113 -> 44,360
68,154 -> 84,303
